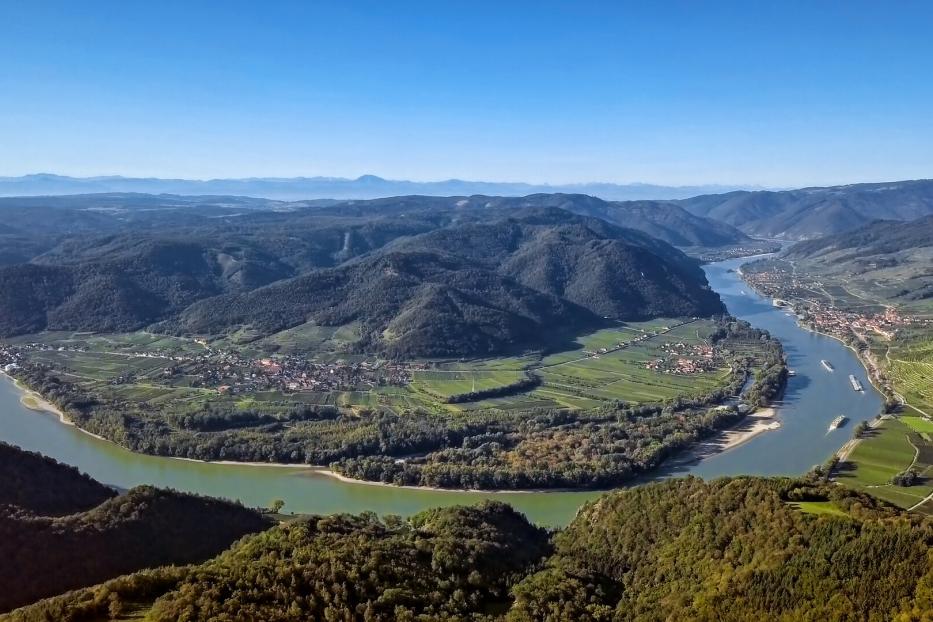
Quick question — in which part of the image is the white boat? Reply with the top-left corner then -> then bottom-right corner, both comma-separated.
821,360 -> 834,372
787,369 -> 797,376
849,375 -> 863,391
829,415 -> 847,431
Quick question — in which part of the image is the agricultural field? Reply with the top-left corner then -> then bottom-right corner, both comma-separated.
417,319 -> 736,411
409,370 -> 526,400
837,418 -> 933,513
2,318 -> 750,418
902,416 -> 933,434
255,322 -> 362,356
884,328 -> 933,417
3,330 -> 207,356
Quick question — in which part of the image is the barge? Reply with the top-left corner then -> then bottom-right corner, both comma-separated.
849,375 -> 863,391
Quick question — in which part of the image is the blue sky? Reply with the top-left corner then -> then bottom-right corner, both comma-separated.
2,1 -> 932,186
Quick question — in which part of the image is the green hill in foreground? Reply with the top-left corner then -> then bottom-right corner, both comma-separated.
7,476 -> 933,621
0,444 -> 269,614
0,441 -> 116,515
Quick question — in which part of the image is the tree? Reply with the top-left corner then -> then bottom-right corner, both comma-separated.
269,499 -> 285,514
892,469 -> 918,487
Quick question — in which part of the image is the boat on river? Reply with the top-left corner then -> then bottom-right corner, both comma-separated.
849,375 -> 863,391
828,415 -> 847,431
821,360 -> 834,372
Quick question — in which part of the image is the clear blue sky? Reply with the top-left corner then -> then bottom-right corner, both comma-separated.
3,1 -> 932,187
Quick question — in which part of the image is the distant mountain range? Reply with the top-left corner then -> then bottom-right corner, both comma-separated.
7,175 -> 933,242
680,179 -> 933,239
0,173 -> 756,201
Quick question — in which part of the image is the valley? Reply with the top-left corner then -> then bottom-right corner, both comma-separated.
0,255 -> 888,521
1,192 -> 922,619
735,217 -> 933,513
7,6 -> 933,619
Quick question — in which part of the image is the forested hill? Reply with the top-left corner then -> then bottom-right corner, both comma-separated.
472,193 -> 754,248
680,178 -> 933,239
170,210 -> 725,356
786,214 -> 933,259
510,477 -> 933,620
310,193 -> 755,249
0,202 -> 724,356
783,215 -> 933,302
0,444 -> 269,614
0,441 -> 115,515
0,191 -> 754,266
10,476 -> 933,621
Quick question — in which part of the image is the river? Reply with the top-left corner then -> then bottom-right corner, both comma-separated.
0,255 -> 884,526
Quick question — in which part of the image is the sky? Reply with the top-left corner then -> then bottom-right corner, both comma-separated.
2,1 -> 932,187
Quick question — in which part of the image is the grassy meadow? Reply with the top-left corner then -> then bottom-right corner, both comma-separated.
837,417 -> 933,512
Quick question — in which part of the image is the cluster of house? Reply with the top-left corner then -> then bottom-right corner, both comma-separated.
0,344 -> 23,374
206,356 -> 414,394
745,267 -> 926,341
0,341 -> 414,395
801,305 -> 921,341
644,341 -> 718,375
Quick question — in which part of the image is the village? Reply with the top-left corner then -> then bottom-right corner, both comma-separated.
741,264 -> 926,344
0,340 -> 417,396
644,340 -> 719,374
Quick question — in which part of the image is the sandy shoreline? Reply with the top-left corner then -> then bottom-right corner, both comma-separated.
656,407 -> 781,469
306,466 -> 584,494
710,407 -> 780,451
2,371 -> 112,444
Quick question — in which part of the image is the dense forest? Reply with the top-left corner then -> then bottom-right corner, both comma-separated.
0,441 -> 115,515
7,319 -> 784,490
0,197 -> 727,357
168,208 -> 730,352
0,444 -> 269,613
509,476 -> 933,621
7,476 -> 932,621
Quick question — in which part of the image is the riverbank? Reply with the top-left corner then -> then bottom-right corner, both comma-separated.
835,415 -> 887,463
736,271 -> 893,405
666,407 -> 781,467
309,467 -> 582,494
0,369 -> 784,494
2,372 -> 113,445
304,405 -> 783,493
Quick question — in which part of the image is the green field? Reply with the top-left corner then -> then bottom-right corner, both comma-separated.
410,370 -> 525,399
886,332 -> 933,416
902,416 -> 933,433
410,320 -> 736,411
837,418 -> 933,512
789,501 -> 849,517
256,321 -> 362,355
4,318 -> 752,418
